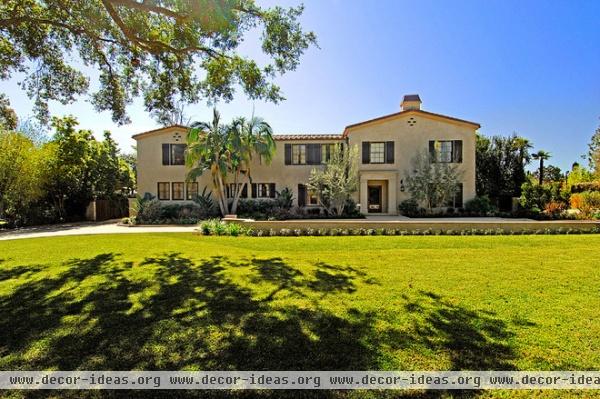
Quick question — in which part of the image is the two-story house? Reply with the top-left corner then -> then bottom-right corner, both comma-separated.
133,95 -> 479,215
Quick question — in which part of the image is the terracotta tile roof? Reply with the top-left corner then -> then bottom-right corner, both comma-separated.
132,126 -> 344,141
273,134 -> 344,141
343,109 -> 480,136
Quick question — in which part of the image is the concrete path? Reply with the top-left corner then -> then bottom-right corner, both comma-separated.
0,220 -> 196,241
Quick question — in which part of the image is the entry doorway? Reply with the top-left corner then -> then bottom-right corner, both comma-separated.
367,185 -> 382,213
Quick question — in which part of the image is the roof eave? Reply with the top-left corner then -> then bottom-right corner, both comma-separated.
131,124 -> 188,140
343,109 -> 480,137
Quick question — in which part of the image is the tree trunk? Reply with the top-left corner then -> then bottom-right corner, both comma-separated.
230,169 -> 243,215
215,174 -> 229,216
211,174 -> 226,216
539,159 -> 544,185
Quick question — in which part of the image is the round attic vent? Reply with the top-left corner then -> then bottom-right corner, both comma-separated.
407,117 -> 417,127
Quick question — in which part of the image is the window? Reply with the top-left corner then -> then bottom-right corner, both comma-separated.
227,183 -> 248,198
157,182 -> 170,200
308,189 -> 319,205
172,182 -> 184,200
252,183 -> 275,198
162,144 -> 186,165
257,183 -> 270,198
362,142 -> 394,164
370,142 -> 385,163
429,140 -> 462,163
186,182 -> 198,200
321,144 -> 335,163
291,144 -> 306,164
446,183 -> 464,208
436,141 -> 453,163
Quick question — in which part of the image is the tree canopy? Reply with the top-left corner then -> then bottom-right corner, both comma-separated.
0,0 -> 318,124
307,144 -> 359,216
589,122 -> 600,176
476,133 -> 532,199
405,149 -> 463,211
186,109 -> 275,216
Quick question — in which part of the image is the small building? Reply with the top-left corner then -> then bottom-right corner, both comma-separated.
133,95 -> 480,215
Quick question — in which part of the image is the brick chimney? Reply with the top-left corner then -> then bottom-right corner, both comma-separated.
401,94 -> 421,111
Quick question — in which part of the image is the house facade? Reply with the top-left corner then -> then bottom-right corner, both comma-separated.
133,95 -> 479,215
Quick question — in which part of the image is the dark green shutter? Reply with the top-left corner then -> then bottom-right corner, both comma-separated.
385,141 -> 395,164
251,183 -> 257,198
284,144 -> 292,165
429,141 -> 436,163
269,183 -> 276,198
241,183 -> 248,198
298,184 -> 306,206
453,140 -> 463,163
162,144 -> 170,165
362,142 -> 370,164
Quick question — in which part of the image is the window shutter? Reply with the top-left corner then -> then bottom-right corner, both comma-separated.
306,144 -> 320,165
298,184 -> 306,207
284,144 -> 292,165
314,144 -> 322,164
362,142 -> 370,164
241,183 -> 248,198
429,141 -> 436,163
385,141 -> 395,164
455,183 -> 464,208
162,144 -> 170,165
453,140 -> 463,163
269,183 -> 276,198
251,183 -> 257,198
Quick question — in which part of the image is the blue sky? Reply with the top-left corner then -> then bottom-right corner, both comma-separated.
1,0 -> 599,170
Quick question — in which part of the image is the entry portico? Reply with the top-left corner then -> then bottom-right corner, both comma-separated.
359,171 -> 397,215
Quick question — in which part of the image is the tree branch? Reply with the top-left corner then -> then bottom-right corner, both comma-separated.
106,0 -> 189,22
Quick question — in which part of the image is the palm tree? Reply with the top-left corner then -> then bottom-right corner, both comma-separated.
532,150 -> 551,185
185,109 -> 275,216
512,136 -> 533,166
227,115 -> 275,214
186,109 -> 230,216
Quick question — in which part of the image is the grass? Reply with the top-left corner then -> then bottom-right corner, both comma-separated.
1,234 -> 599,398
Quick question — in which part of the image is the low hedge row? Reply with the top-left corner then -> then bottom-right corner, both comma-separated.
197,220 -> 600,237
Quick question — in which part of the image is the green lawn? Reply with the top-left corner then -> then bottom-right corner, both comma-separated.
1,234 -> 599,398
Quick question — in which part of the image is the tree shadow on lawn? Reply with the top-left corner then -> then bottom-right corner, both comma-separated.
0,253 -> 526,399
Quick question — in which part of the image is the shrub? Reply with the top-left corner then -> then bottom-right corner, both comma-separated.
343,197 -> 361,217
570,193 -> 585,210
398,199 -> 419,216
135,194 -> 162,223
464,196 -> 494,215
198,219 -> 248,236
226,223 -> 244,237
191,186 -> 218,217
571,181 -> 600,193
543,201 -> 566,217
275,187 -> 294,210
236,198 -> 279,218
571,191 -> 600,218
160,204 -> 181,220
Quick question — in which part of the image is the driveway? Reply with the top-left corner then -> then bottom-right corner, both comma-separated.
0,220 -> 196,241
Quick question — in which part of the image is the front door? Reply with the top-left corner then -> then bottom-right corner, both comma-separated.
367,185 -> 382,213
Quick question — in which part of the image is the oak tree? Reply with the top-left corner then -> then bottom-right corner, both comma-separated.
0,0 -> 317,124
